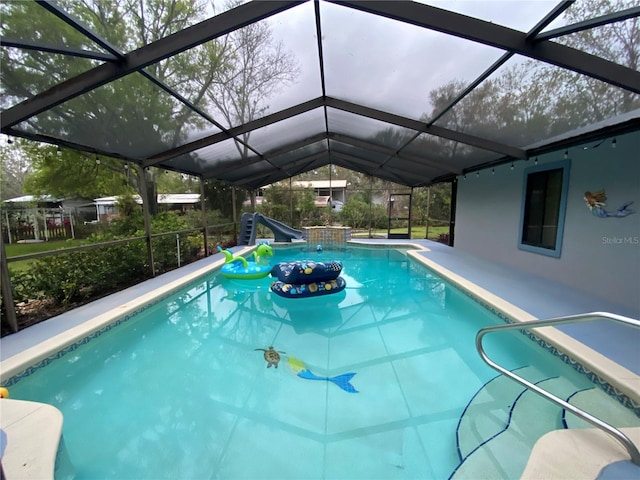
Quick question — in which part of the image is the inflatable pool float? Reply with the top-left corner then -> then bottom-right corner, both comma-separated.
271,276 -> 346,298
270,260 -> 343,283
218,243 -> 273,280
270,260 -> 346,298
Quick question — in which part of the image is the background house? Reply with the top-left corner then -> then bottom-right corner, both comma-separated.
453,128 -> 639,312
246,180 -> 348,212
1,195 -> 95,242
93,194 -> 201,222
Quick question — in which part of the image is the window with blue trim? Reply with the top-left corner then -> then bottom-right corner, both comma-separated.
518,160 -> 570,257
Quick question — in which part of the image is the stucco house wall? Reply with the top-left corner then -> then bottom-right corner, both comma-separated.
454,131 -> 639,312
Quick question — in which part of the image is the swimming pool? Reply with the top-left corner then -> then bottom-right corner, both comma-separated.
4,245 -> 636,479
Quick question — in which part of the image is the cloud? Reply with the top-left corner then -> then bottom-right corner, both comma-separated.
265,1 -> 563,119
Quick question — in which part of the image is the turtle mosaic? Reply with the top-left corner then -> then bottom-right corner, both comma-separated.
255,346 -> 285,368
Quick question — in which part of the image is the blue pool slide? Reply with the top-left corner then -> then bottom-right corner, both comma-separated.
238,212 -> 303,245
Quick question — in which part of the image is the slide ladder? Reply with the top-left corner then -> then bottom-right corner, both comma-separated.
238,212 -> 303,245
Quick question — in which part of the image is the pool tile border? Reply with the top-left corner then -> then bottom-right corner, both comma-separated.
1,246 -> 257,386
407,250 -> 640,417
4,300 -> 157,387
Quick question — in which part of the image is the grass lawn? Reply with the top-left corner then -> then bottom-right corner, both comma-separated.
352,225 -> 449,239
6,239 -> 85,272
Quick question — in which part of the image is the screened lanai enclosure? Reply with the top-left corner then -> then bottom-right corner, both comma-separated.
1,1 -> 640,331
2,0 -> 639,186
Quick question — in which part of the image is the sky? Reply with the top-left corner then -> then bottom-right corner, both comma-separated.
262,0 -> 564,119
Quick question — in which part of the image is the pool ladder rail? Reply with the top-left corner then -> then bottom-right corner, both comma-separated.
476,311 -> 640,466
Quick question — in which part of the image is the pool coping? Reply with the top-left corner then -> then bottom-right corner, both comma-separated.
0,398 -> 64,480
521,427 -> 640,479
405,249 -> 640,410
0,246 -> 256,383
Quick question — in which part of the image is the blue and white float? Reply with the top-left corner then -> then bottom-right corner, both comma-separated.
270,260 -> 346,298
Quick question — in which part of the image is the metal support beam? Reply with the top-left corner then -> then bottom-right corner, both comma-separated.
137,165 -> 156,277
0,228 -> 18,333
325,96 -> 528,159
36,0 -> 125,58
200,177 -> 209,256
534,7 -> 640,42
328,132 -> 454,173
36,0 -> 251,156
2,1 -> 302,129
332,151 -> 410,185
2,128 -> 146,163
145,98 -> 324,165
332,1 -> 640,93
223,151 -> 327,184
262,132 -> 327,158
427,1 -> 573,126
0,36 -> 118,61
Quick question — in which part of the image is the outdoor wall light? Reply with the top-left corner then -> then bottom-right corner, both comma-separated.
564,149 -> 568,159
612,138 -> 617,148
7,138 -> 13,144
491,168 -> 495,175
95,156 -> 100,165
476,171 -> 479,177
534,157 -> 538,165
510,163 -> 514,171
57,146 -> 62,156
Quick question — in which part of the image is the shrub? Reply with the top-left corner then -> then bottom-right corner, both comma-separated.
11,241 -> 149,306
437,233 -> 450,245
339,200 -> 387,229
9,211 -> 199,308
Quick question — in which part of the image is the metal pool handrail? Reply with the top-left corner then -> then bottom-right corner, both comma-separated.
476,311 -> 640,466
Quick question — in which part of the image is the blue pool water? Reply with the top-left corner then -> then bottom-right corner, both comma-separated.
9,246 -> 605,479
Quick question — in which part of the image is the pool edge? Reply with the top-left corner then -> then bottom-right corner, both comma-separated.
0,247 -> 255,384
408,250 -> 640,410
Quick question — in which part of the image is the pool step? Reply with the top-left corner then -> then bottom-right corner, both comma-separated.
452,375 -> 579,479
455,365 -> 547,460
563,388 -> 640,430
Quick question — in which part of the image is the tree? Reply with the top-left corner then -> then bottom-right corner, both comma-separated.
197,0 -> 301,222
295,188 -> 321,226
203,0 -> 300,156
156,171 -> 198,194
22,143 -> 135,199
422,1 -> 639,149
259,183 -> 292,223
1,0 -> 220,212
0,138 -> 32,201
3,0 -> 301,215
546,0 -> 640,120
339,198 -> 369,229
203,180 -> 246,220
